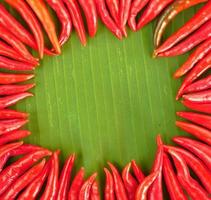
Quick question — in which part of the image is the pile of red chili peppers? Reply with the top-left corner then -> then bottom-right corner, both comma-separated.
0,0 -> 210,199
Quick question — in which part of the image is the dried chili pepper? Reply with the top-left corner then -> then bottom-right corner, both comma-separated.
40,150 -> 60,200
106,0 -> 119,24
0,73 -> 34,84
155,1 -> 211,54
0,159 -> 46,200
176,120 -> 211,145
153,0 -> 207,48
57,154 -> 75,199
68,167 -> 85,200
174,38 -> 211,79
45,0 -> 72,46
79,173 -> 98,200
0,109 -> 28,120
108,162 -> 128,200
94,0 -> 122,39
0,149 -> 51,195
173,136 -> 211,170
63,0 -> 87,46
122,162 -> 138,200
0,92 -> 33,109
26,0 -> 61,54
135,170 -> 159,200
90,181 -> 100,200
78,0 -> 98,37
162,153 -> 188,200
104,168 -> 115,200
136,0 -> 174,30
128,0 -> 150,31
131,160 -> 145,183
177,51 -> 211,99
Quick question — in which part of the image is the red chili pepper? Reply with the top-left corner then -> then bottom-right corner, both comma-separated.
176,120 -> 211,145
153,0 -> 207,49
78,0 -> 98,37
128,0 -> 150,31
94,0 -> 123,39
177,111 -> 211,130
165,145 -> 211,193
0,73 -> 34,84
90,181 -> 100,200
135,170 -> 159,200
40,150 -> 60,200
155,1 -> 211,54
0,130 -> 30,145
0,159 -> 46,200
174,38 -> 211,79
63,0 -> 87,46
79,173 -> 98,200
163,153 -> 188,200
167,149 -> 210,200
136,0 -> 174,30
173,136 -> 211,170
0,83 -> 35,96
108,162 -> 128,200
0,142 -> 23,158
104,168 -> 115,200
26,0 -> 61,54
122,162 -> 138,200
0,149 -> 51,195
131,160 -> 145,183
106,0 -> 119,24
0,109 -> 28,120
0,92 -> 33,109
158,20 -> 211,57
148,135 -> 163,200
45,0 -> 72,46
17,160 -> 50,200
68,167 -> 85,200
182,99 -> 211,114
177,51 -> 211,99
57,154 -> 75,199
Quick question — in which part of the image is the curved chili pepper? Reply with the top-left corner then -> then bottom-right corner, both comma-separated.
68,167 -> 85,200
136,0 -> 174,30
26,0 -> 61,54
17,160 -> 50,200
79,173 -> 97,200
0,92 -> 33,109
131,160 -> 145,183
40,150 -> 60,200
78,0 -> 98,37
165,145 -> 211,193
0,130 -> 30,145
104,168 -> 115,200
0,109 -> 28,120
173,136 -> 211,170
128,0 -> 150,31
177,51 -> 211,99
177,111 -> 211,130
0,159 -> 46,200
106,0 -> 119,24
122,162 -> 138,200
158,20 -> 211,57
63,0 -> 87,46
0,73 -> 34,84
0,149 -> 51,195
57,154 -> 75,199
174,38 -> 211,79
167,149 -> 210,200
153,0 -> 207,49
91,181 -> 100,200
155,1 -> 211,54
108,162 -> 128,200
176,120 -> 211,145
163,153 -> 188,200
135,170 -> 159,200
94,0 -> 122,39
45,0 -> 72,46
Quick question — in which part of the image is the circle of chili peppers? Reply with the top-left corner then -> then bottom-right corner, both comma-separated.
0,0 -> 210,199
